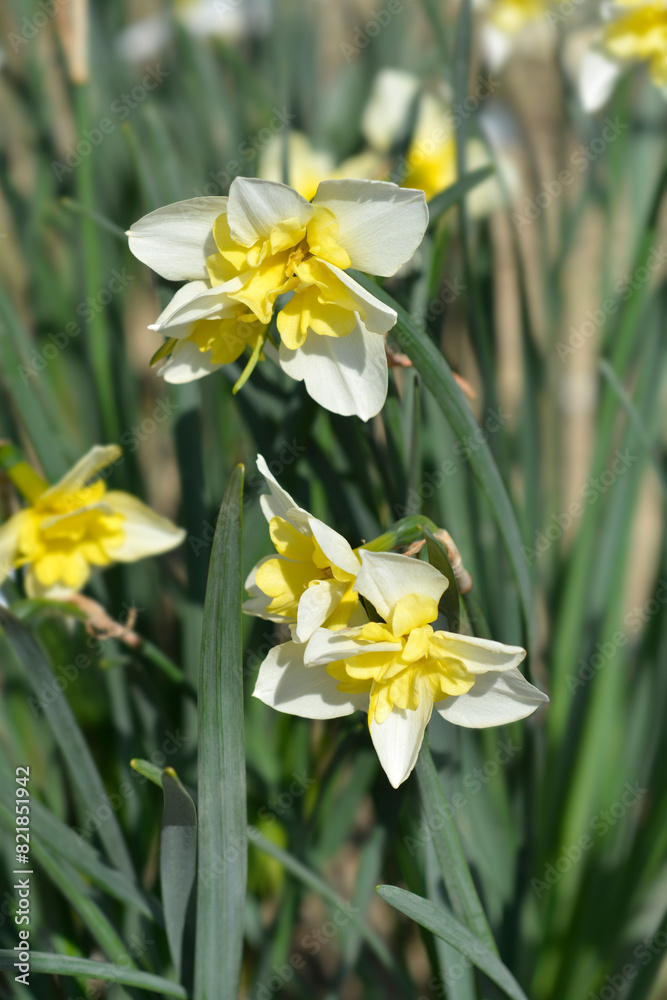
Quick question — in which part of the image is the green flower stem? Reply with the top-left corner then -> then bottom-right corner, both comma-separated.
363,515 -> 441,553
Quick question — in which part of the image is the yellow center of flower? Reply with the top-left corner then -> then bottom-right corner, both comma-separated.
206,207 -> 358,351
186,308 -> 266,365
488,0 -> 551,34
255,516 -> 358,624
16,480 -> 126,591
604,2 -> 667,85
327,593 -> 475,725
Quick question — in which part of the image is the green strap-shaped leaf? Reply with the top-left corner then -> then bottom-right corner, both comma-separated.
0,952 -> 187,996
427,166 -> 495,227
0,609 -> 134,879
415,743 -> 497,953
351,273 -> 537,656
194,464 -> 247,1000
376,885 -> 529,1000
161,768 -> 197,979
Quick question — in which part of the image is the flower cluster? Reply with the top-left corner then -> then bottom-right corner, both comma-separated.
245,458 -> 548,787
128,176 -> 428,419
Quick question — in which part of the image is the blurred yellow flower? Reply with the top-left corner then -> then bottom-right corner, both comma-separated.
603,1 -> 667,85
0,446 -> 185,598
259,132 -> 384,201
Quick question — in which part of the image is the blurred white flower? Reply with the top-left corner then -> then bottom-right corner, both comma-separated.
478,0 -> 555,71
259,132 -> 384,201
577,0 -> 667,111
115,0 -> 273,61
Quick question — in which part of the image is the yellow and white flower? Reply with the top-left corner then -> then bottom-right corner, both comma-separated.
0,446 -> 185,598
578,0 -> 667,111
361,69 -> 519,213
253,549 -> 548,787
478,0 -> 555,71
244,455 -> 364,641
259,132 -> 384,202
128,176 -> 428,419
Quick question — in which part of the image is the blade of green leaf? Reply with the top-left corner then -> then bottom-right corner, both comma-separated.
0,775 -> 157,921
0,608 -> 134,878
352,272 -> 536,656
427,167 -> 494,227
0,953 -> 187,996
194,464 -> 247,1000
161,768 -> 197,979
414,742 -> 497,952
377,885 -> 528,1000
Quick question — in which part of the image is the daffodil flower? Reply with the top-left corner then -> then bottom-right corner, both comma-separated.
579,1 -> 667,111
478,0 -> 554,71
361,70 -> 519,213
253,549 -> 548,787
259,132 -> 384,202
0,446 -> 185,598
244,456 -> 364,642
127,176 -> 429,419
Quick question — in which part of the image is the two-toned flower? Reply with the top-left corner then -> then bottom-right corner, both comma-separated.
0,445 -> 185,598
127,176 -> 428,420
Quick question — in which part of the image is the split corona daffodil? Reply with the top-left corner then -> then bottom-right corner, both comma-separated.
244,455 -> 364,641
361,70 -> 519,212
254,549 -> 548,787
0,445 -> 185,598
579,0 -> 667,111
259,132 -> 384,202
127,176 -> 428,419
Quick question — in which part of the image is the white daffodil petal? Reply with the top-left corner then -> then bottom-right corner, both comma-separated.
0,512 -> 25,582
227,177 -> 314,246
319,261 -> 398,335
437,667 -> 548,728
295,579 -> 349,643
159,339 -> 223,384
278,321 -> 388,421
304,626 -> 401,668
253,640 -> 367,718
127,197 -> 228,281
361,68 -> 421,153
105,492 -> 185,560
307,516 -> 360,577
480,23 -> 513,71
256,454 -> 309,525
579,49 -> 623,112
149,281 -> 231,334
370,686 -> 433,788
434,630 -> 526,674
355,550 -> 447,622
313,179 -> 428,276
42,445 -> 121,501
